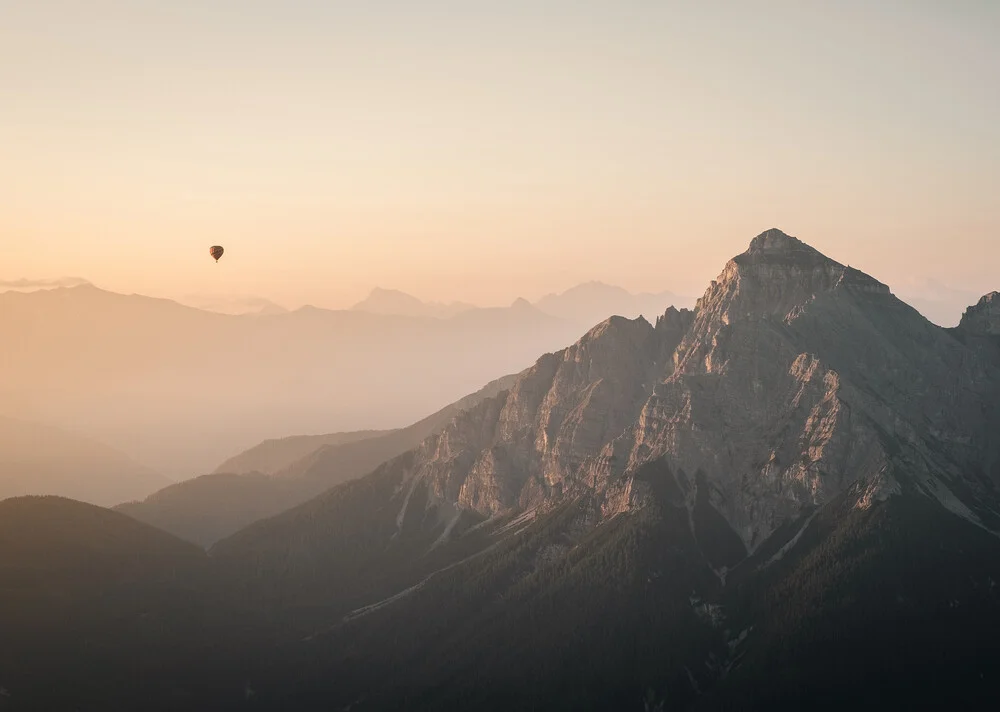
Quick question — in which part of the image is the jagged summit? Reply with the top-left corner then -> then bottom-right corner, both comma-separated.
742,227 -> 819,257
736,228 -> 874,277
960,291 -> 1000,336
694,228 -> 890,325
583,313 -> 651,339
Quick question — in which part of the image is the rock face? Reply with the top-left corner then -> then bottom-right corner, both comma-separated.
350,229 -> 1000,555
960,291 -> 1000,336
588,229 -> 1000,549
374,309 -> 693,524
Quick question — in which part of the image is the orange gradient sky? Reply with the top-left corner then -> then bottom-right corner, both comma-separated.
2,1 -> 998,308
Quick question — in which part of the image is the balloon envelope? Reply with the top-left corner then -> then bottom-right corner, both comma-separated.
210,246 -> 224,262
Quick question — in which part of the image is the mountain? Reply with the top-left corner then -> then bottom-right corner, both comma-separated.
351,287 -> 476,319
533,280 -> 693,325
0,416 -> 170,506
7,229 -> 1000,710
212,429 -> 387,476
210,229 -> 1000,710
0,276 -> 91,290
174,294 -> 290,316
349,282 -> 695,327
116,374 -> 519,547
959,291 -> 1000,336
0,284 -> 582,477
0,496 -> 257,711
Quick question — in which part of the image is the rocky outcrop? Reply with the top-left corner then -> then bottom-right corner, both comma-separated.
600,230 -> 1000,549
959,291 -> 1000,336
391,310 -> 694,520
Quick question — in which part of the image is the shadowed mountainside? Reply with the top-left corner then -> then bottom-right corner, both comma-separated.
0,496 -> 261,711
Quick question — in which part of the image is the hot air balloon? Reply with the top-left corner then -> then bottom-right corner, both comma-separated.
210,246 -> 224,262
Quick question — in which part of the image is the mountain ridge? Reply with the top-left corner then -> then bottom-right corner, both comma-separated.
214,228 -> 1000,622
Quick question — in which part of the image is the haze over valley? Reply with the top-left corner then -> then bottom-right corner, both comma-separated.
2,281 -> 637,479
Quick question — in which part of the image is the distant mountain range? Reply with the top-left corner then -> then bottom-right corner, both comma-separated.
349,281 -> 695,325
173,294 -> 290,316
0,276 -> 92,290
892,277 -> 986,328
533,281 -> 692,325
0,284 -> 584,477
350,287 -> 477,319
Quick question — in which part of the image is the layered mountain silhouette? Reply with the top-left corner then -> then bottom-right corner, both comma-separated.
534,280 -> 693,326
212,429 -> 388,476
0,284 -> 583,477
351,287 -> 476,319
6,229 -> 1000,711
174,294 -> 290,316
116,374 -> 518,546
351,282 -> 694,327
893,277 -> 985,328
0,416 -> 170,506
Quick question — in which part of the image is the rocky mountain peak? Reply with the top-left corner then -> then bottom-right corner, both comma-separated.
743,227 -> 819,259
654,305 -> 691,330
579,314 -> 651,345
693,229 -> 890,329
959,291 -> 1000,336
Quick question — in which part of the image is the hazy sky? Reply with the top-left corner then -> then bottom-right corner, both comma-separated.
3,0 -> 998,309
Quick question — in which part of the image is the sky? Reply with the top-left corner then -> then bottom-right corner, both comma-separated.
2,0 -> 998,310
